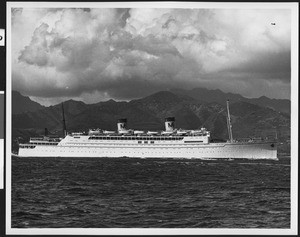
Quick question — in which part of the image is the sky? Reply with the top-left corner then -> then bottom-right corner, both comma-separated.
11,7 -> 291,106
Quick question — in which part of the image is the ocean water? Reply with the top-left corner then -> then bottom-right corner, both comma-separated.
11,156 -> 290,228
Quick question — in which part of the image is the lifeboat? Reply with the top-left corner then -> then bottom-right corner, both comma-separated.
147,131 -> 159,135
88,129 -> 102,135
176,130 -> 188,135
103,130 -> 116,134
161,131 -> 174,135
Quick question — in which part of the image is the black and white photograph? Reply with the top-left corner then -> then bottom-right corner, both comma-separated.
6,1 -> 298,235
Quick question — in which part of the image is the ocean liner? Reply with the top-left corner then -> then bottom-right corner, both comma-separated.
17,101 -> 277,159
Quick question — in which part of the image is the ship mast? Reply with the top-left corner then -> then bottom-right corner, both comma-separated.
226,100 -> 233,143
62,102 -> 67,137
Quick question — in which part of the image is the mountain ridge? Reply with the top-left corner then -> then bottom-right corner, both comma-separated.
13,87 -> 290,115
170,87 -> 290,114
12,91 -> 45,114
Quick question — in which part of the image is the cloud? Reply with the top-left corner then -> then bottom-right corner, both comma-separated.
11,8 -> 291,105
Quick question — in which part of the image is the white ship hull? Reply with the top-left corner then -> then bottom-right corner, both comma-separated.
18,141 -> 277,159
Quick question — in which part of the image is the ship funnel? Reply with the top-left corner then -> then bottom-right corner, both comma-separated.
165,117 -> 175,132
117,118 -> 127,132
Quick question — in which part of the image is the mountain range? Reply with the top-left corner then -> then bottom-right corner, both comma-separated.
171,88 -> 290,114
12,88 -> 290,154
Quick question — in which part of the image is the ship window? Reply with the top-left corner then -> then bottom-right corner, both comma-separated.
151,141 -> 154,144
144,141 -> 148,144
138,141 -> 142,144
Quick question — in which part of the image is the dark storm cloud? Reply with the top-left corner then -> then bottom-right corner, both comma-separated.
228,50 -> 291,82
